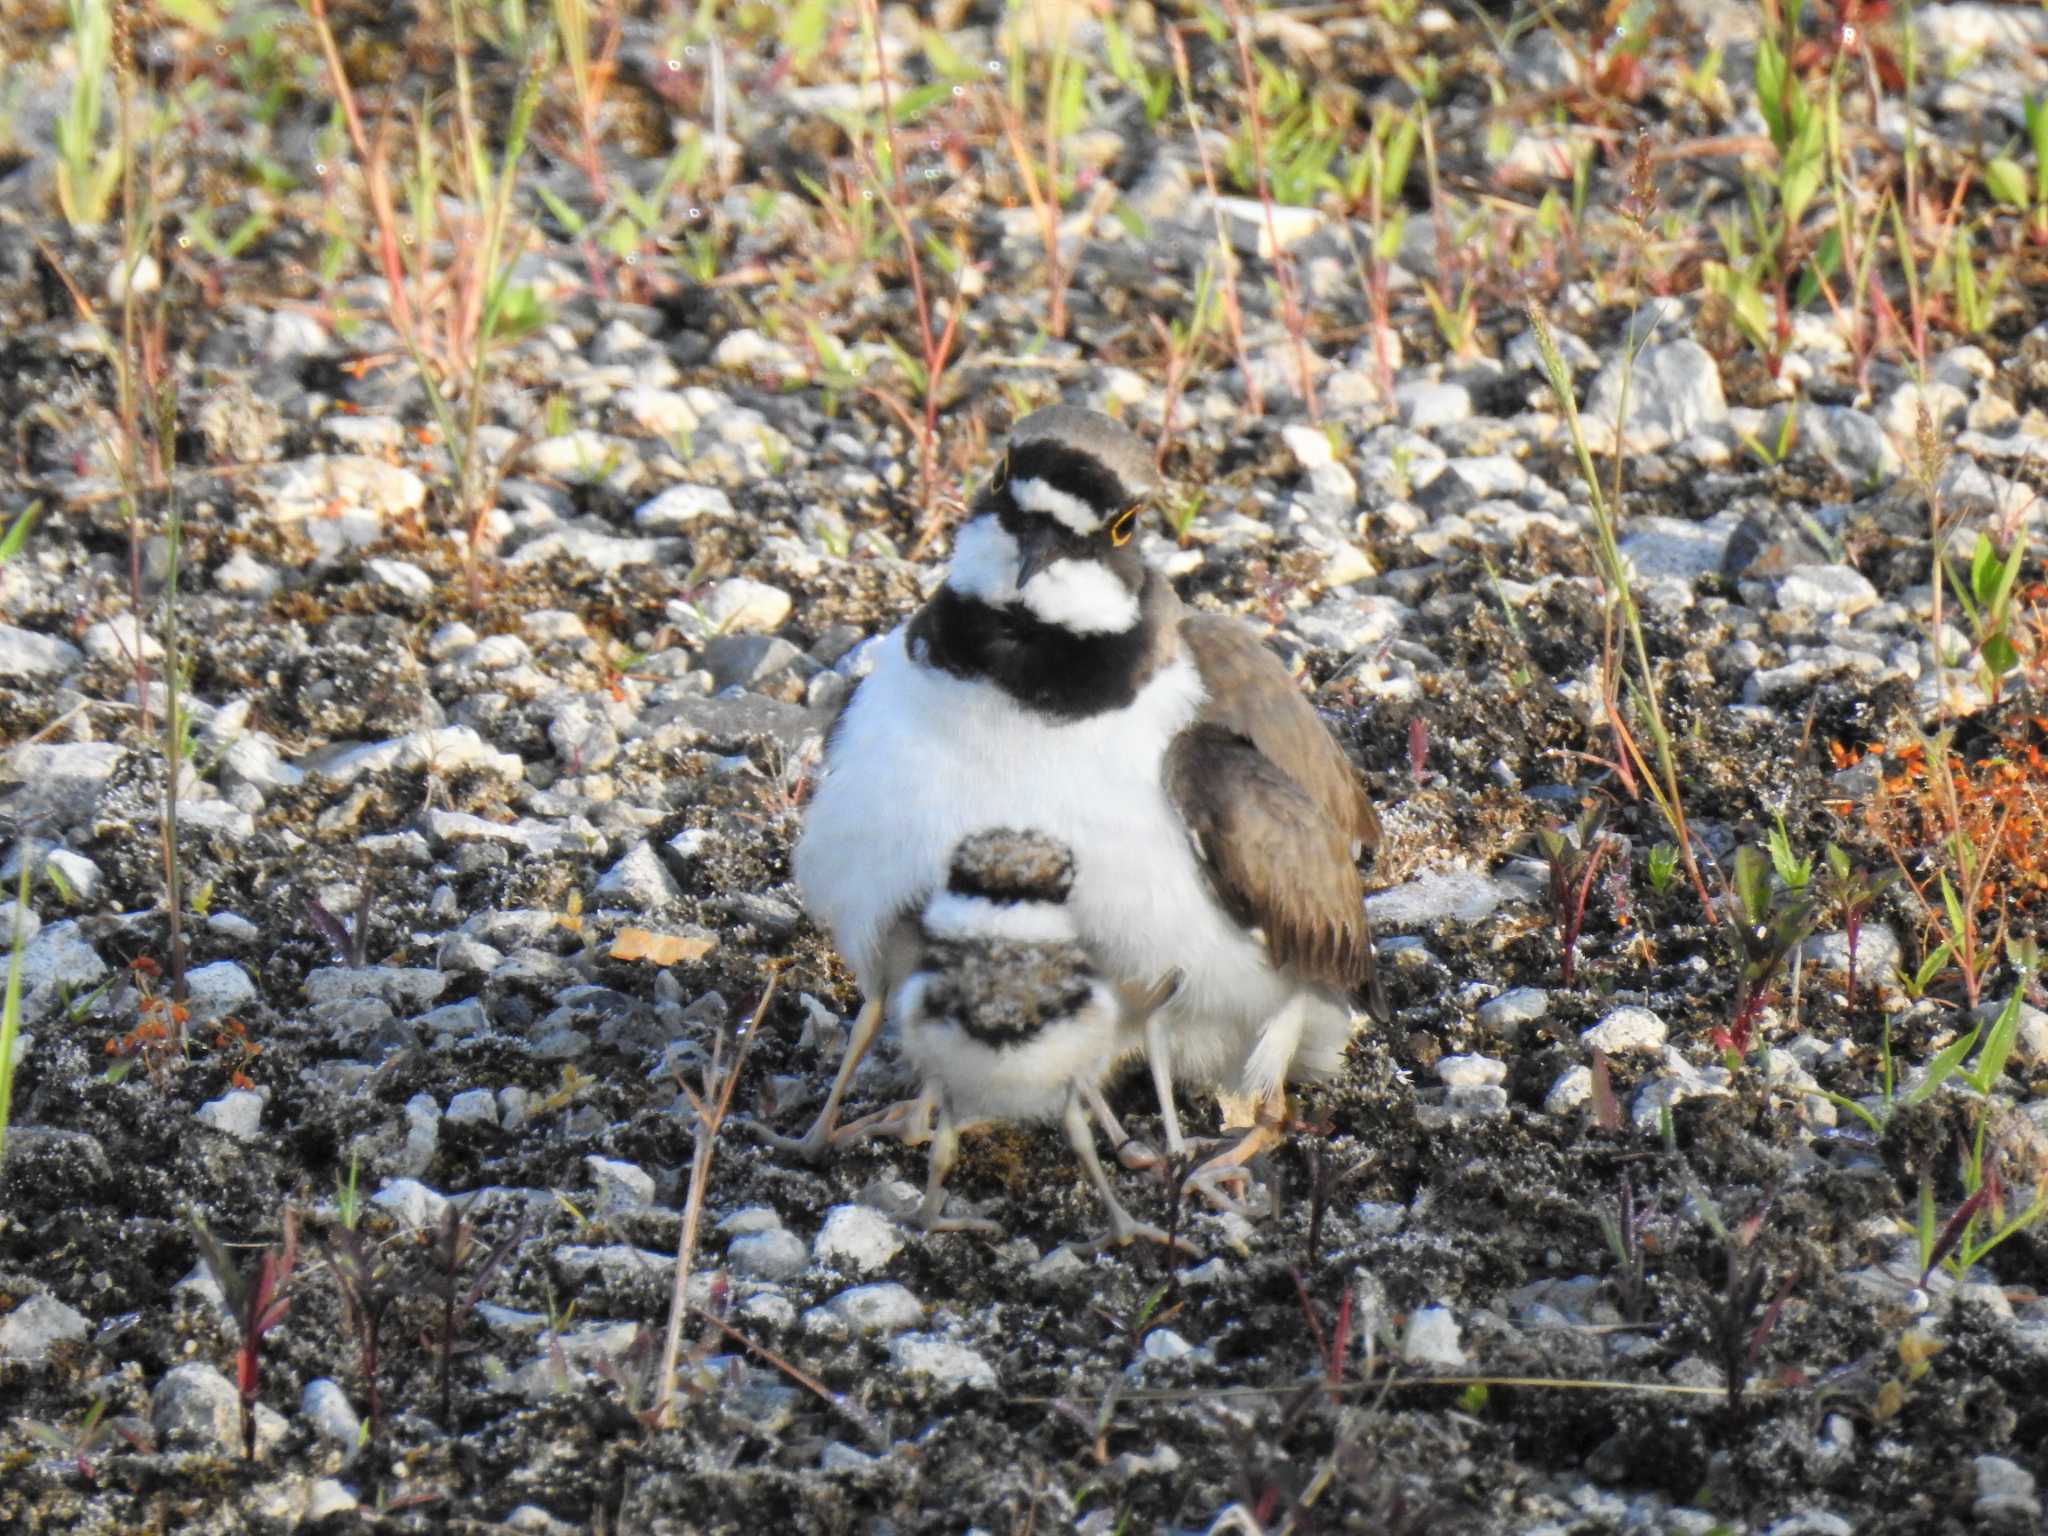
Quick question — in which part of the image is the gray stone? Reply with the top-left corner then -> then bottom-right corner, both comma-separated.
717,1205 -> 785,1237
1582,1006 -> 1668,1055
547,701 -> 620,774
1769,403 -> 1903,484
446,1088 -> 499,1126
0,623 -> 84,680
301,1378 -> 363,1459
151,1361 -> 243,1451
1760,1514 -> 1855,1536
827,1282 -> 923,1336
16,920 -> 110,1023
633,692 -> 824,754
304,966 -> 448,1011
1618,514 -> 1739,584
701,635 -> 805,691
813,1204 -> 904,1274
1800,923 -> 1903,986
301,725 -> 522,787
635,483 -> 733,532
1583,340 -> 1728,453
0,899 -> 39,946
262,456 -> 425,554
1478,987 -> 1550,1031
703,577 -> 793,634
184,960 -> 258,1023
82,613 -> 162,665
1400,1306 -> 1467,1369
523,430 -> 628,478
1545,1066 -> 1594,1116
728,1228 -> 809,1281
1287,593 -> 1411,654
586,1156 -> 656,1211
1280,422 -> 1335,470
365,558 -> 435,601
1395,380 -> 1473,431
593,842 -> 680,910
1355,1201 -> 1406,1235
510,526 -> 668,572
1632,1072 -> 1732,1132
196,1089 -> 266,1142
370,1178 -> 449,1228
1972,1454 -> 2041,1523
889,1332 -> 997,1392
0,1292 -> 90,1364
614,387 -> 701,438
1367,869 -> 1524,928
1778,563 -> 1880,619
712,328 -> 807,382
1189,193 -> 1324,259
1436,1054 -> 1506,1088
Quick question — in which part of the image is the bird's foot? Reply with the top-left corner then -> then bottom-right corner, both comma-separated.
752,1094 -> 933,1162
1180,1159 -> 1265,1217
920,1207 -> 1003,1237
1064,1215 -> 1200,1259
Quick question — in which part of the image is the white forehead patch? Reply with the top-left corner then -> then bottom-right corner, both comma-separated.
1022,559 -> 1141,635
921,890 -> 1079,945
1010,475 -> 1103,535
946,515 -> 1021,604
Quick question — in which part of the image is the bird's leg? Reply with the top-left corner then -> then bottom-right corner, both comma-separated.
916,1104 -> 1000,1236
1096,970 -> 1188,1175
758,994 -> 884,1162
1144,1005 -> 1190,1162
1061,1087 -> 1197,1257
1182,1085 -> 1289,1214
830,1090 -> 935,1150
1079,1081 -> 1163,1175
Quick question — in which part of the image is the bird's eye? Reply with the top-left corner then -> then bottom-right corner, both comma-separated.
1108,505 -> 1139,545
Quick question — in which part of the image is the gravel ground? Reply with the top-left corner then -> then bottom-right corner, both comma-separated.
2,2 -> 2047,1532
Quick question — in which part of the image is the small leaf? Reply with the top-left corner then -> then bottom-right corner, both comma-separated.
1984,155 -> 2032,209
1899,1020 -> 1983,1107
1939,872 -> 1968,944
1913,939 -> 1955,992
1734,846 -> 1773,926
610,928 -> 717,966
1971,533 -> 2001,608
1981,630 -> 2019,676
1968,987 -> 2027,1091
1778,104 -> 1827,225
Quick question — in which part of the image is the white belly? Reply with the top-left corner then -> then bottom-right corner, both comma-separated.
793,629 -> 1330,1087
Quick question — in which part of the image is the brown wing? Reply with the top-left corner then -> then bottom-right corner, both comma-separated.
1166,724 -> 1384,1016
1179,614 -> 1380,856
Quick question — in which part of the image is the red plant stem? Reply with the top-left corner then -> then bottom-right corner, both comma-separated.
1167,27 -> 1262,419
857,0 -> 955,540
1224,0 -> 1318,420
307,0 -> 418,351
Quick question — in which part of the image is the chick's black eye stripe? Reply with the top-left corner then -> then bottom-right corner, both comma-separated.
1004,439 -> 1132,514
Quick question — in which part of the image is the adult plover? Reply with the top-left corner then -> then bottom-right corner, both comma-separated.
779,404 -> 1387,1195
894,827 -> 1184,1249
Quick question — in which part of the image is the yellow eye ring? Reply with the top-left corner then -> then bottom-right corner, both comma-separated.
1108,505 -> 1139,545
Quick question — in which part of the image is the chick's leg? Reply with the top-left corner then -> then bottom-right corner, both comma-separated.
830,1092 -> 935,1149
760,994 -> 885,1162
1062,1087 -> 1197,1257
1182,1085 -> 1288,1214
916,1104 -> 1000,1236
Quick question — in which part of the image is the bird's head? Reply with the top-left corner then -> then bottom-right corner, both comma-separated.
946,405 -> 1158,636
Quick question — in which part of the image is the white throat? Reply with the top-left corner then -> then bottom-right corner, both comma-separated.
945,515 -> 1141,637
921,890 -> 1078,945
